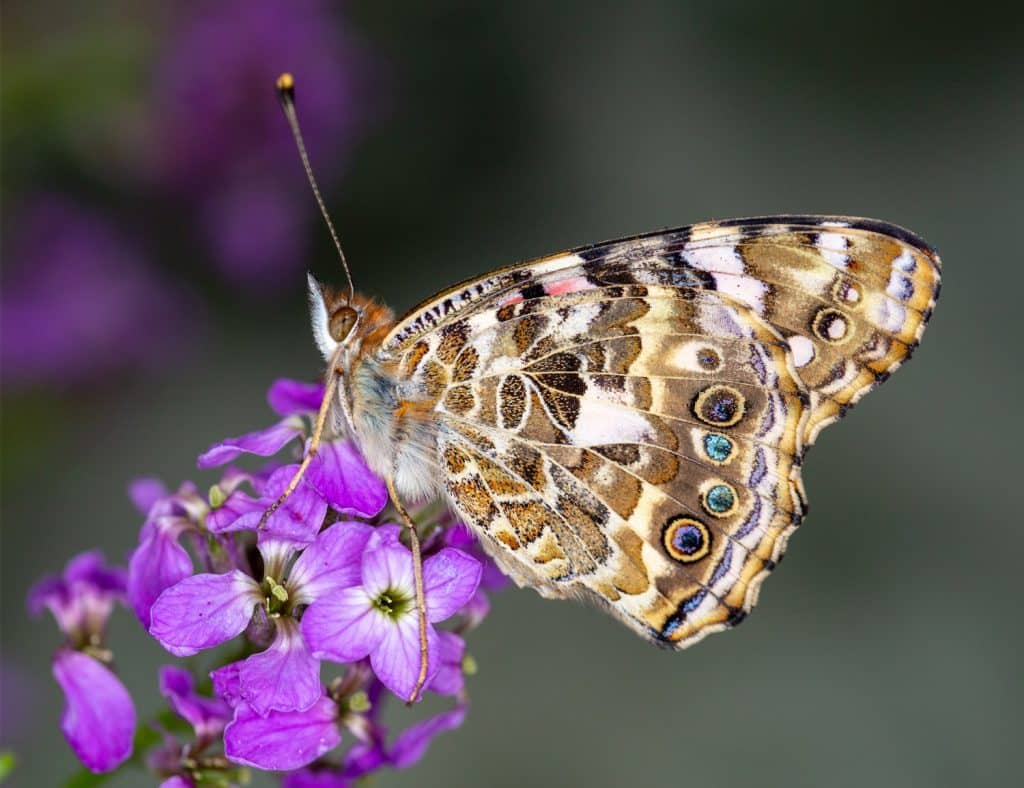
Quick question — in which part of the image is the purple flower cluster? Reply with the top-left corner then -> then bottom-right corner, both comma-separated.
0,196 -> 197,390
150,0 -> 370,291
29,552 -> 136,773
30,379 -> 501,784
5,0 -> 374,392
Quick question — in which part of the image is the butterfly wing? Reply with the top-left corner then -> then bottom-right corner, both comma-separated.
380,216 -> 940,648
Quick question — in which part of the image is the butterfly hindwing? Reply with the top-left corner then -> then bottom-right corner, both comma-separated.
374,215 -> 940,648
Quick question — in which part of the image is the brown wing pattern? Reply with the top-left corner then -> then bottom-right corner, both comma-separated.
381,217 -> 939,648
398,281 -> 809,647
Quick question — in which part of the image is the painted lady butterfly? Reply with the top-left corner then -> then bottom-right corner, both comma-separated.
273,74 -> 941,700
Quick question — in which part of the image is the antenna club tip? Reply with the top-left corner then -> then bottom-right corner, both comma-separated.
276,72 -> 295,98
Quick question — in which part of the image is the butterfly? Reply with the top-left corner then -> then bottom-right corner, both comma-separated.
271,74 -> 941,699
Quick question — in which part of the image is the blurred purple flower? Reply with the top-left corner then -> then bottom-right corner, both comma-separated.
29,550 -> 127,646
30,551 -> 136,773
53,649 -> 136,773
301,526 -> 481,701
0,196 -> 197,390
151,0 -> 373,290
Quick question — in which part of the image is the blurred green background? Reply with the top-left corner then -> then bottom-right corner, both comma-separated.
3,2 -> 1022,786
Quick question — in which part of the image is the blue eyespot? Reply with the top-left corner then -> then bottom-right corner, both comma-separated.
704,484 -> 736,515
663,516 -> 710,563
673,524 -> 704,554
703,433 -> 733,463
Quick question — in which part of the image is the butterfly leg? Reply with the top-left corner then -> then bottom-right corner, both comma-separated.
258,351 -> 342,529
385,476 -> 430,704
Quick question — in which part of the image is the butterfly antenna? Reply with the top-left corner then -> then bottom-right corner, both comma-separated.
276,72 -> 355,302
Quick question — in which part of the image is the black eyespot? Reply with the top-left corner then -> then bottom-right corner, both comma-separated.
696,347 -> 722,371
693,385 -> 745,427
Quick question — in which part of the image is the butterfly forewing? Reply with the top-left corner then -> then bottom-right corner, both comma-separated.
369,216 -> 940,648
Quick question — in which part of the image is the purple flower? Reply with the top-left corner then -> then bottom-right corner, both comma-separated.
197,417 -> 305,468
198,378 -> 388,518
150,0 -> 373,290
206,464 -> 328,546
268,378 -> 325,416
430,630 -> 468,697
30,551 -> 135,773
282,769 -> 355,788
302,527 -> 481,701
211,661 -> 343,771
158,665 -> 231,743
29,551 -> 127,646
444,521 -> 509,628
288,698 -> 468,785
127,482 -> 211,626
129,477 -> 170,513
386,704 -> 467,768
0,196 -> 197,390
52,649 -> 136,773
150,522 -> 374,715
224,694 -> 342,771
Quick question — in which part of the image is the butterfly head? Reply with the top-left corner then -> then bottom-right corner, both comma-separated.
308,274 -> 395,363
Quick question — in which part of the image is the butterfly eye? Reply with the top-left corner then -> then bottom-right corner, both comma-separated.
329,306 -> 358,342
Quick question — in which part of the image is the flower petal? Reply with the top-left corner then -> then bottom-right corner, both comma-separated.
128,517 -> 194,626
422,548 -> 482,623
306,440 -> 388,517
64,550 -> 128,595
370,615 -> 439,702
288,521 -> 375,602
205,489 -> 264,533
366,524 -> 402,549
129,477 -> 168,514
301,587 -> 386,663
444,521 -> 508,591
282,767 -> 355,788
224,695 -> 341,771
342,737 -> 388,782
53,649 -> 135,773
27,572 -> 66,618
361,542 -> 414,599
268,378 -> 325,416
197,416 -> 304,468
221,465 -> 328,545
210,662 -> 242,709
240,621 -> 321,715
159,665 -> 230,740
389,704 -> 467,768
149,571 -> 259,656
429,631 -> 466,697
